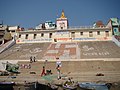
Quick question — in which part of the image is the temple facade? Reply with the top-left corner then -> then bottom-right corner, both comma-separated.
16,11 -> 118,43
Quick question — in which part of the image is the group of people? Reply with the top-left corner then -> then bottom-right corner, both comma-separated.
19,64 -> 31,69
40,58 -> 62,80
30,56 -> 36,63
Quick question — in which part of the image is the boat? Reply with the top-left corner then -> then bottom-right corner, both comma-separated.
50,84 -> 58,90
0,82 -> 15,90
47,83 -> 58,90
63,84 -> 77,90
0,81 -> 15,85
78,82 -> 109,90
63,80 -> 77,90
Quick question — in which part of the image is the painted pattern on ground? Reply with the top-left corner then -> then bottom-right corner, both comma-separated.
43,42 -> 78,59
0,43 -> 50,60
78,41 -> 120,59
0,41 -> 120,60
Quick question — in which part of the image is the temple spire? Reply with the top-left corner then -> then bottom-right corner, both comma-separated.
56,10 -> 68,30
60,10 -> 66,18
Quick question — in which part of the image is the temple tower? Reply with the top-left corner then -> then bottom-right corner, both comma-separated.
56,10 -> 68,30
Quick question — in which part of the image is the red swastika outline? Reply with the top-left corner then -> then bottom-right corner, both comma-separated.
44,43 -> 76,58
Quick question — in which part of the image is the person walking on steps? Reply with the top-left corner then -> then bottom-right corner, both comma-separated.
56,65 -> 61,80
41,66 -> 46,77
30,56 -> 32,63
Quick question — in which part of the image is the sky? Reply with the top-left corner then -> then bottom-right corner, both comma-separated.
0,0 -> 120,28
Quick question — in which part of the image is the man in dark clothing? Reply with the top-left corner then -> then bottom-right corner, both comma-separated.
30,56 -> 32,63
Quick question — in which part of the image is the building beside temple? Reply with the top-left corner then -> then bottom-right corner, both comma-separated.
35,21 -> 56,30
0,24 -> 23,45
106,18 -> 120,35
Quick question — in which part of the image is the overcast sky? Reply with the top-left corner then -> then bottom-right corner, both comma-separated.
0,0 -> 120,28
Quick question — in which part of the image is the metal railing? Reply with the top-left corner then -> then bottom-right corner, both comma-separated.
112,36 -> 120,47
0,39 -> 15,53
68,26 -> 107,29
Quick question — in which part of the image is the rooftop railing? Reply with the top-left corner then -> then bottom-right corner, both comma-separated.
19,26 -> 110,32
68,26 -> 107,29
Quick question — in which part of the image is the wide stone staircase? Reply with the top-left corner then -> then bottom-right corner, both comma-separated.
9,60 -> 120,83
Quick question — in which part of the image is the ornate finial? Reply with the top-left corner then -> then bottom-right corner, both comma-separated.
60,10 -> 66,18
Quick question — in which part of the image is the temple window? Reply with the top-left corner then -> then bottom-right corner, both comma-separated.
41,33 -> 44,37
97,31 -> 100,35
25,34 -> 28,39
19,34 -> 21,38
49,33 -> 52,38
34,34 -> 37,39
105,31 -> 109,37
80,32 -> 83,35
71,32 -> 75,38
89,31 -> 93,37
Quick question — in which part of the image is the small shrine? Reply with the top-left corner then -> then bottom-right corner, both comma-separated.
56,10 -> 68,30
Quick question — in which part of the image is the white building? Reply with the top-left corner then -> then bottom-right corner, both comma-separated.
35,21 -> 56,30
16,11 -> 117,43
